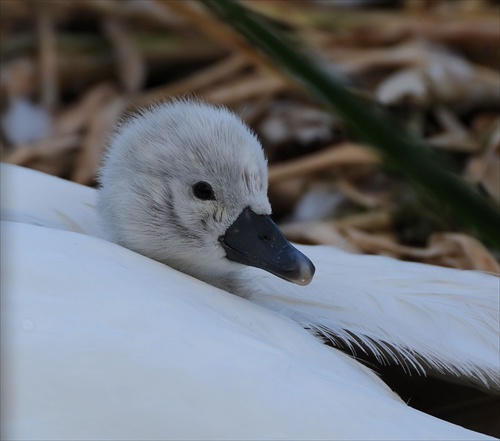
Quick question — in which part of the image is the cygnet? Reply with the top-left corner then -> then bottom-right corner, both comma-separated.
98,100 -> 314,295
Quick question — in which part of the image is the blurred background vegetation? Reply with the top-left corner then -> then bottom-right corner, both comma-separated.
1,0 -> 499,272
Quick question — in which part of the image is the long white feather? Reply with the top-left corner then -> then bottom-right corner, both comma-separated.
246,248 -> 499,388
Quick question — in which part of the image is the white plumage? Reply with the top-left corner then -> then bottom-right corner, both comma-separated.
1,100 -> 498,440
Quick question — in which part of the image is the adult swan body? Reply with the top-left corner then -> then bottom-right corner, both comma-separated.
1,101 -> 498,440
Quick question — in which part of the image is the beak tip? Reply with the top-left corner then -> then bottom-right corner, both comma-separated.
290,256 -> 315,286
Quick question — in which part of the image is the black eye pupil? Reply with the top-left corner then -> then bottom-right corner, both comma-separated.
193,181 -> 215,200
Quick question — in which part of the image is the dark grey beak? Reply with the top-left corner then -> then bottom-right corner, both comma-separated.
219,208 -> 315,286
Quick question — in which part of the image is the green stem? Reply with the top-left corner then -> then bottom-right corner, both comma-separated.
201,0 -> 500,248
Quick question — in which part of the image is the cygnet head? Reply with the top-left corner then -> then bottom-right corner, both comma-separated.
98,100 -> 315,294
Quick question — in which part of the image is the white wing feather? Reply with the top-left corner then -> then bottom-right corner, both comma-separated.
248,248 -> 499,388
1,163 -> 499,440
2,163 -> 498,388
2,219 -> 494,440
1,163 -> 100,236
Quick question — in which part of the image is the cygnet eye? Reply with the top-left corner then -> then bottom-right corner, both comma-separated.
193,181 -> 215,201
